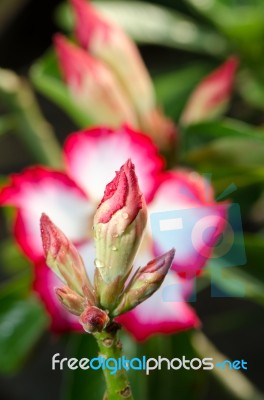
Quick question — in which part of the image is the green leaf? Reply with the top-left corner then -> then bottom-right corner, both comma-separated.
56,1 -> 228,55
0,115 -> 16,136
154,63 -> 212,120
181,119 -> 264,188
30,51 -> 92,128
0,238 -> 30,274
186,0 -> 264,42
180,120 -> 264,193
185,138 -> 264,167
208,260 -> 264,307
0,270 -> 31,301
0,68 -> 62,167
60,333 -> 105,400
181,118 -> 264,153
0,296 -> 49,373
238,69 -> 264,109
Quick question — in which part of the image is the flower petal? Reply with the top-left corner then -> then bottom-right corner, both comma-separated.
117,271 -> 199,341
0,167 -> 92,261
148,170 -> 227,277
64,125 -> 164,203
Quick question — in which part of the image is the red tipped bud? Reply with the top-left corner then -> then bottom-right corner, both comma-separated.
71,0 -> 155,115
79,306 -> 110,333
54,34 -> 136,127
40,213 -> 94,303
113,249 -> 175,316
93,159 -> 147,310
55,286 -> 85,315
181,57 -> 238,125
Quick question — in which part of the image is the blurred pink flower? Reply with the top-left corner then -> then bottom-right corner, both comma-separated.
54,34 -> 137,127
54,0 -> 177,150
0,126 -> 226,340
71,0 -> 155,115
181,57 -> 238,125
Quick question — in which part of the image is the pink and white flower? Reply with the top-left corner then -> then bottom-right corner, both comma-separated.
0,126 -> 226,340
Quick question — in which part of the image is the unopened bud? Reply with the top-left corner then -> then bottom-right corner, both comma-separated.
40,213 -> 95,303
54,34 -> 137,127
93,159 -> 147,310
140,108 -> 177,150
55,286 -> 85,315
113,249 -> 175,316
71,0 -> 155,116
181,57 -> 238,125
79,306 -> 109,333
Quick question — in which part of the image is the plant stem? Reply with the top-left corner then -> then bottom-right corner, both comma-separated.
94,327 -> 134,400
0,68 -> 63,167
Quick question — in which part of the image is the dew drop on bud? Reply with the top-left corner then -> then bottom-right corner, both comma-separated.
122,212 -> 129,219
94,259 -> 104,269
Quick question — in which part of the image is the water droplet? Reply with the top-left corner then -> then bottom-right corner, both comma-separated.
94,259 -> 104,269
112,246 -> 117,251
122,212 -> 129,219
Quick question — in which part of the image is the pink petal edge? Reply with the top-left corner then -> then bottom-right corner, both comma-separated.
149,170 -> 228,277
0,166 -> 90,261
64,124 -> 165,203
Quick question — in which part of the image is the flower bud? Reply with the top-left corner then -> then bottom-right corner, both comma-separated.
54,34 -> 137,127
40,213 -> 95,304
181,57 -> 238,125
140,108 -> 177,150
79,306 -> 110,333
113,249 -> 175,316
93,159 -> 147,310
71,0 -> 155,116
55,286 -> 85,315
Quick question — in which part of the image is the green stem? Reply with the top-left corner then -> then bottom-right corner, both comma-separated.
0,68 -> 62,167
94,328 -> 134,400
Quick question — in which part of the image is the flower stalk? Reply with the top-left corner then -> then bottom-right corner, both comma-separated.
40,160 -> 175,399
94,325 -> 134,400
